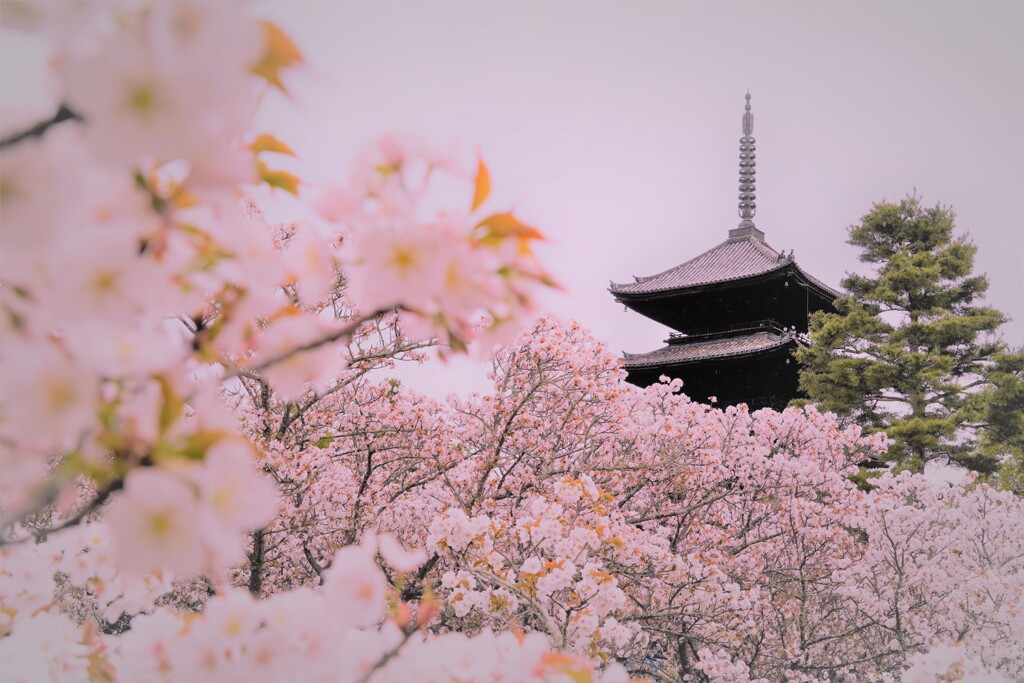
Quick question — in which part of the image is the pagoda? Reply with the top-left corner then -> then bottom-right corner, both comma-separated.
609,93 -> 838,411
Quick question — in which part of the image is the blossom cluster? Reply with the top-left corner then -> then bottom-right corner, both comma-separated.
1,0 -> 553,565
316,136 -> 556,353
428,476 -> 645,659
1,532 -> 625,683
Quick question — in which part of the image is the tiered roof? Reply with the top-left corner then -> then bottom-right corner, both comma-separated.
622,328 -> 794,368
610,233 -> 838,299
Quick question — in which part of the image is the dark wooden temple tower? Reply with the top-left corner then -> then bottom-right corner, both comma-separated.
609,94 -> 838,410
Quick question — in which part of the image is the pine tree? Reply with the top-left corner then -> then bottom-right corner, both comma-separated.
796,196 -> 1008,473
978,348 -> 1024,493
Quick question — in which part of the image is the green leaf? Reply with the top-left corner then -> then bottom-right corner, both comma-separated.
258,160 -> 301,195
157,375 -> 184,434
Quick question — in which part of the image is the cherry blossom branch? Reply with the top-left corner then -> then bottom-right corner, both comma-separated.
277,339 -> 435,438
0,477 -> 124,546
247,528 -> 266,596
471,377 -> 547,507
625,485 -> 736,525
0,103 -> 83,149
466,567 -> 565,648
399,553 -> 439,601
222,307 -> 395,380
303,543 -> 326,585
355,628 -> 417,683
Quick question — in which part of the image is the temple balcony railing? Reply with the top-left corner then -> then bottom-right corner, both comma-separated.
666,319 -> 797,344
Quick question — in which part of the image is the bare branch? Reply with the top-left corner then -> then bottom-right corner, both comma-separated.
0,104 -> 83,149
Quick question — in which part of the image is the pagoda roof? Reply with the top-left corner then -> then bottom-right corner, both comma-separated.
622,328 -> 796,369
609,234 -> 839,299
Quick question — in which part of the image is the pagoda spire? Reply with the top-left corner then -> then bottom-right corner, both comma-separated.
730,91 -> 764,240
738,91 -> 756,225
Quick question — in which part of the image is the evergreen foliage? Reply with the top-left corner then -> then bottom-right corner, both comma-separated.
980,348 -> 1024,493
796,196 -> 1009,474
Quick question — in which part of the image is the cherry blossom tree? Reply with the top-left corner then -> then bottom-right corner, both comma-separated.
421,319 -> 1022,682
247,314 -> 1023,681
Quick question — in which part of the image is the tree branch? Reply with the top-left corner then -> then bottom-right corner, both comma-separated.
0,478 -> 123,546
0,104 -> 83,149
222,308 -> 394,381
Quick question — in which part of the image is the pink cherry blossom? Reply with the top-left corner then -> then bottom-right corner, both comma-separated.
346,221 -> 451,314
106,467 -> 206,577
0,336 -> 100,455
379,534 -> 428,573
322,541 -> 388,629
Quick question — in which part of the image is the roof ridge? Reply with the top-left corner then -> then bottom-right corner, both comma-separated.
748,235 -> 782,260
609,237 -> 731,290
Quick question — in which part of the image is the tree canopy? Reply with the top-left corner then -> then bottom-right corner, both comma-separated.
796,196 -> 1009,474
981,348 -> 1024,493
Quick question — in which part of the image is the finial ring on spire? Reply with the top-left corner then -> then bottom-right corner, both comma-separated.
742,92 -> 754,137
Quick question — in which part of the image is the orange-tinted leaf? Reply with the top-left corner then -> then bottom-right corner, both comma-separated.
474,212 -> 545,248
539,653 -> 593,683
170,188 -> 199,210
472,158 -> 491,212
393,601 -> 412,628
250,20 -> 304,92
270,304 -> 303,321
251,133 -> 296,157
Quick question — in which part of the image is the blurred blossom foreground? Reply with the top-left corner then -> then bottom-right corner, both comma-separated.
0,3 -> 1021,683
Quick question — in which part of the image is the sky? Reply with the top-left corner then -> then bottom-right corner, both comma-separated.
6,2 -> 1017,397
253,0 -> 1024,397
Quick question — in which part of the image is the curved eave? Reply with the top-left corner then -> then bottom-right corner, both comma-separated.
623,334 -> 799,370
612,262 -> 838,306
611,259 -> 788,299
789,263 -> 841,300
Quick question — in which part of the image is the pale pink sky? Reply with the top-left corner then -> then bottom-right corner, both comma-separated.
9,2 -> 1010,398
